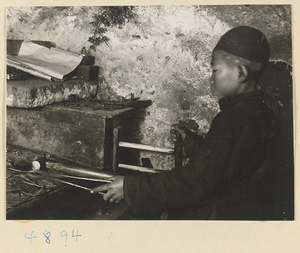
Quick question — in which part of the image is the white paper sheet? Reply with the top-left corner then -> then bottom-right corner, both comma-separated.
7,41 -> 83,80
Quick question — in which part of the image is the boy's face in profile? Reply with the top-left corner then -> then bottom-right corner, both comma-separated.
210,49 -> 240,99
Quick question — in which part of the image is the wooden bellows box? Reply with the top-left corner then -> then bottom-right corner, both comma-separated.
6,102 -> 146,171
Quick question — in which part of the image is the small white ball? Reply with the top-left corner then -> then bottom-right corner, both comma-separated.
31,161 -> 41,171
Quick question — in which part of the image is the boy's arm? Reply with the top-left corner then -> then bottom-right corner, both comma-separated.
181,130 -> 203,158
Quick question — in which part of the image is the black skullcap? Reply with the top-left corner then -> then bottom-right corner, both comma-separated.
214,26 -> 270,64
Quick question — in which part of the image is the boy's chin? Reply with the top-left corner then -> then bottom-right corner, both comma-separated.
210,90 -> 224,100
209,86 -> 227,100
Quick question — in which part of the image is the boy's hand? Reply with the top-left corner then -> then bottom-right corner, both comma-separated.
171,120 -> 199,159
171,124 -> 187,141
171,119 -> 199,142
90,175 -> 125,203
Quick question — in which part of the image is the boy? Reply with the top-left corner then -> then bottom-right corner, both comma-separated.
91,26 -> 275,220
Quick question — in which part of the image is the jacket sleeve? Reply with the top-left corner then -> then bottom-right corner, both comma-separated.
123,112 -> 243,214
181,130 -> 203,158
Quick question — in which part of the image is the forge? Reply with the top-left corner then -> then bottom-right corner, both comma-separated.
6,68 -> 152,219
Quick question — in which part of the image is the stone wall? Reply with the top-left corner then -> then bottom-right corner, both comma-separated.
7,5 -> 292,170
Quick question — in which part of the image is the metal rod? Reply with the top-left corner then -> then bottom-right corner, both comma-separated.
53,178 -> 105,195
51,174 -> 112,183
119,141 -> 174,154
46,161 -> 114,179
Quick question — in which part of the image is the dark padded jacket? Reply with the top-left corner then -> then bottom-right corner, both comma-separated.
123,91 -> 275,220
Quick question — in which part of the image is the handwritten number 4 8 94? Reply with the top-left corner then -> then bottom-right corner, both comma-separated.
25,230 -> 82,247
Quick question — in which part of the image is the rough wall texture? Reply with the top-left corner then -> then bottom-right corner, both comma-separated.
7,5 -> 292,170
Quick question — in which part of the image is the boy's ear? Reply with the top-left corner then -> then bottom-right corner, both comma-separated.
238,65 -> 250,83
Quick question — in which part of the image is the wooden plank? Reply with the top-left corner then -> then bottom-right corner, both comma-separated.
112,127 -> 122,172
118,163 -> 161,173
119,141 -> 174,154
